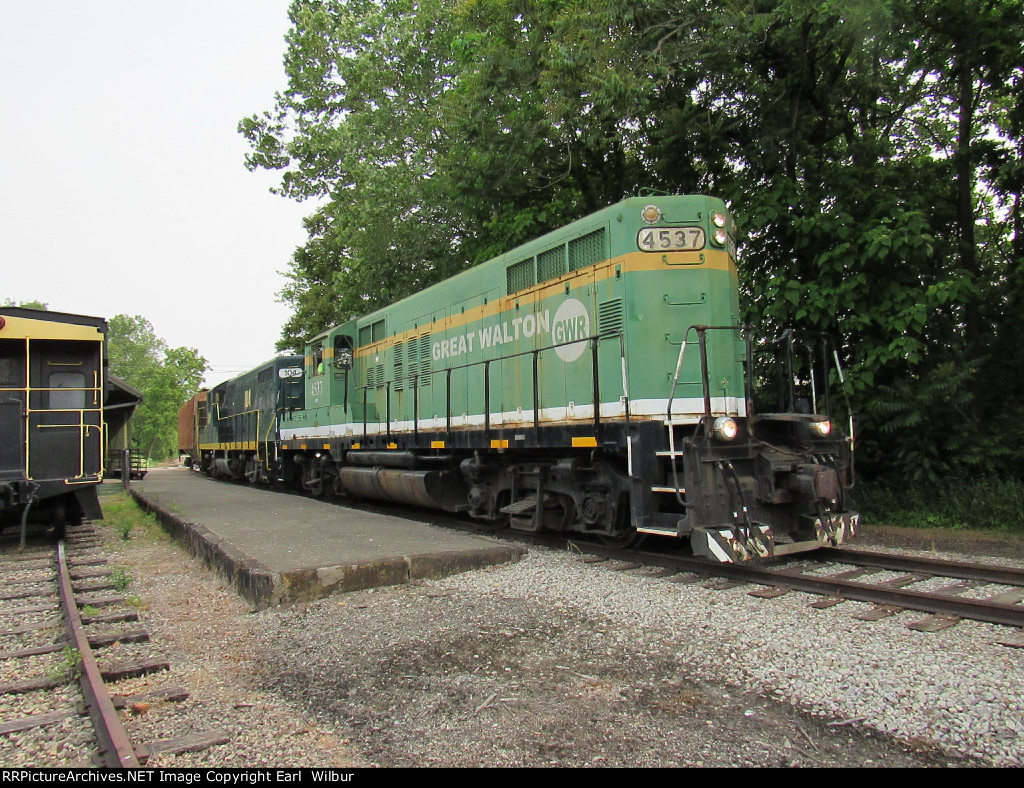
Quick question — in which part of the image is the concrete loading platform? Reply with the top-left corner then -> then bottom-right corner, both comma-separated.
129,468 -> 524,609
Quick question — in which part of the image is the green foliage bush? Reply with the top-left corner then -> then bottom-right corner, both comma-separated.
852,477 -> 1024,533
106,315 -> 207,462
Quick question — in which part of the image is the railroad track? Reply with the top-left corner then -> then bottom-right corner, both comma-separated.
330,489 -> 1024,639
313,487 -> 1024,637
567,540 -> 1024,639
0,523 -> 210,767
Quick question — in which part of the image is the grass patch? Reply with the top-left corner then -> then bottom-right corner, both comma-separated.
110,567 -> 132,591
851,476 -> 1024,533
99,491 -> 166,543
123,594 -> 148,610
47,646 -> 82,683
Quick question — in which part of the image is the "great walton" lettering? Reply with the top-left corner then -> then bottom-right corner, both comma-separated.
432,310 -> 551,361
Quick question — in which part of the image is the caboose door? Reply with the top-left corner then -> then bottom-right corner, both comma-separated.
0,344 -> 26,479
27,339 -> 104,483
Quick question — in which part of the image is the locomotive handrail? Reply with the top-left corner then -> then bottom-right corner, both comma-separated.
666,324 -> 750,430
258,411 -> 285,473
206,405 -> 265,448
664,324 -> 751,509
753,329 -> 855,456
760,329 -> 841,414
355,330 -> 629,447
668,323 -> 855,429
766,328 -> 855,482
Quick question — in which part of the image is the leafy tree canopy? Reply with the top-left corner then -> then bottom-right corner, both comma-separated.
244,0 -> 1024,484
106,315 -> 208,461
2,299 -> 49,310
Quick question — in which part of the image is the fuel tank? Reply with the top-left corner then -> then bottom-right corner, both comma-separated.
337,466 -> 467,512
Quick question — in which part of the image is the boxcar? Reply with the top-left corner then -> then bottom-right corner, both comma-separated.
178,389 -> 208,469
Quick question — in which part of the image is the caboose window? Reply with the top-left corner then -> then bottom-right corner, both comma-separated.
49,371 -> 86,409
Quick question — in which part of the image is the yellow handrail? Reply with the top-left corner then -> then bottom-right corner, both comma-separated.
14,334 -> 105,483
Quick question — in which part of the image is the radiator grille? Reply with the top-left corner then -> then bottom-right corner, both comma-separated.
506,258 -> 535,294
569,228 -> 606,271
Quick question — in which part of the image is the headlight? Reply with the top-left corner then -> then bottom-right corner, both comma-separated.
810,420 -> 832,437
713,417 -> 739,441
712,228 -> 728,246
712,212 -> 727,228
641,204 -> 662,224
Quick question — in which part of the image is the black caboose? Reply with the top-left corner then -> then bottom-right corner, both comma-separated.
0,307 -> 107,538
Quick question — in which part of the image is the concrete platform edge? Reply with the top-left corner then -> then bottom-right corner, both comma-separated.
129,486 -> 525,610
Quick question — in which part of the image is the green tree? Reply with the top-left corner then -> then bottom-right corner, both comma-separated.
244,0 -> 1024,487
2,299 -> 49,310
106,315 -> 207,461
241,0 -> 467,350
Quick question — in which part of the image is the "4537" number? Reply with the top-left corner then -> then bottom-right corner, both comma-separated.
636,227 -> 705,252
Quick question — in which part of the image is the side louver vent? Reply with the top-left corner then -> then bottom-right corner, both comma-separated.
393,341 -> 404,391
599,298 -> 624,335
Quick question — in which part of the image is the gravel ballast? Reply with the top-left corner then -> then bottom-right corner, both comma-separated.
249,543 -> 1023,767
6,508 -> 1022,768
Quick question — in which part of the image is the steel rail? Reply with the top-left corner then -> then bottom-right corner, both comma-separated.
580,543 -> 1024,629
754,565 -> 1024,628
56,541 -> 139,768
813,547 -> 1024,587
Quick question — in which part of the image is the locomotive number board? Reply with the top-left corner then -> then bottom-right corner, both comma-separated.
636,227 -> 706,252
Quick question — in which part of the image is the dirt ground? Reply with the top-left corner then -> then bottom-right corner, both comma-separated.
250,576 -> 978,768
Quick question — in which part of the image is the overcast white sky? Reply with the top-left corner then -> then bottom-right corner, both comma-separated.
0,1 -> 313,386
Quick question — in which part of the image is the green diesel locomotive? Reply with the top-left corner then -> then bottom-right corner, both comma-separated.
193,194 -> 858,562
181,354 -> 305,483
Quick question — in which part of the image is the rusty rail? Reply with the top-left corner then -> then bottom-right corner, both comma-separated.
524,536 -> 1024,629
616,545 -> 1024,629
813,547 -> 1024,587
56,541 -> 139,768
